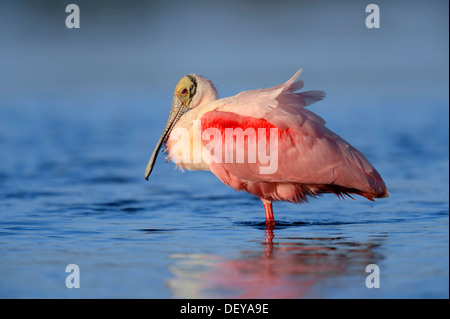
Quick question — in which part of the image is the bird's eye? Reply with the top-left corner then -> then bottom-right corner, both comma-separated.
181,88 -> 188,96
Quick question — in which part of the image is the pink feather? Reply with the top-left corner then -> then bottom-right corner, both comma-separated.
200,70 -> 388,203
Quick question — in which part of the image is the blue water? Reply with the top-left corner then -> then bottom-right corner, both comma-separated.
0,0 -> 448,298
0,92 -> 447,298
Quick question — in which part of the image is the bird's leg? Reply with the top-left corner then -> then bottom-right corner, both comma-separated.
261,198 -> 275,224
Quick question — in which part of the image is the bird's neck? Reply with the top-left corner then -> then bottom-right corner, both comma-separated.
166,91 -> 222,172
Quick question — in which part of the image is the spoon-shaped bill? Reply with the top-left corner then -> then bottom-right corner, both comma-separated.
144,97 -> 186,180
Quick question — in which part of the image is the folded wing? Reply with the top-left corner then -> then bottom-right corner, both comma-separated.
200,69 -> 388,199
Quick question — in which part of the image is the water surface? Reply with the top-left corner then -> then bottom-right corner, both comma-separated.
0,0 -> 448,299
0,94 -> 447,298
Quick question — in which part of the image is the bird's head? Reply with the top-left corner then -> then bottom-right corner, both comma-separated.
174,74 -> 218,109
144,74 -> 218,180
174,75 -> 197,107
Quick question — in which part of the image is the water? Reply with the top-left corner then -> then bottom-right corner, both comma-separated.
0,91 -> 447,298
0,0 -> 448,299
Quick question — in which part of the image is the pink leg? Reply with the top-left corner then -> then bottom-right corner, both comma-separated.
261,198 -> 275,224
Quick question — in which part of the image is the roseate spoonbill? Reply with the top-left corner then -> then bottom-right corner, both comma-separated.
144,69 -> 388,224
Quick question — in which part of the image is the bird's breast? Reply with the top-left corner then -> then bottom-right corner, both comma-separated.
165,118 -> 211,172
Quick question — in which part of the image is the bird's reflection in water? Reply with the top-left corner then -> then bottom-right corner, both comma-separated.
167,223 -> 384,298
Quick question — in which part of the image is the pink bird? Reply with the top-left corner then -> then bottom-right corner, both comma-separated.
144,69 -> 388,224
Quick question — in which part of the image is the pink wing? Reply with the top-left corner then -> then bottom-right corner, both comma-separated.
200,70 -> 388,202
